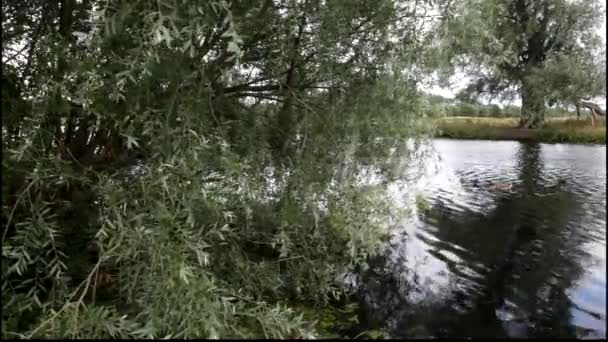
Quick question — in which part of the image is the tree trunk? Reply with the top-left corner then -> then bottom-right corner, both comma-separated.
519,79 -> 545,129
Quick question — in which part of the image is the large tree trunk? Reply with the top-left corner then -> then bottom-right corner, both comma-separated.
519,79 -> 545,129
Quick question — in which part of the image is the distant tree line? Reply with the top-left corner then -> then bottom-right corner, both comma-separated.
419,93 -> 579,118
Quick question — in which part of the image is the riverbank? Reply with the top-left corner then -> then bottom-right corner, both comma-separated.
435,116 -> 606,144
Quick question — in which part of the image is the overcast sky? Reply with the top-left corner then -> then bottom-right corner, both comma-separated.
421,6 -> 607,109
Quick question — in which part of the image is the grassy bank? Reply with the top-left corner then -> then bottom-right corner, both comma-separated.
435,116 -> 606,144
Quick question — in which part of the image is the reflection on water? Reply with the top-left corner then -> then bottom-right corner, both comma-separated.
354,139 -> 606,339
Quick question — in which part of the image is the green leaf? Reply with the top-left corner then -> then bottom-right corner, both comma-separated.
367,330 -> 384,339
123,135 -> 140,150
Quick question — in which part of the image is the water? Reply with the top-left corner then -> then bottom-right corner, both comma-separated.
353,139 -> 606,339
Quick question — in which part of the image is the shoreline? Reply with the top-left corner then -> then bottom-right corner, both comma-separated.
434,116 -> 606,144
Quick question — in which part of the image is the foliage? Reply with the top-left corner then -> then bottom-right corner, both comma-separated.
420,92 -> 582,119
542,51 -> 607,108
434,0 -> 605,127
489,104 -> 503,117
435,116 -> 606,144
1,0 -> 435,338
415,193 -> 431,214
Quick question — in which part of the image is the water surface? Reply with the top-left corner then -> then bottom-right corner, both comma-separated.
354,139 -> 606,339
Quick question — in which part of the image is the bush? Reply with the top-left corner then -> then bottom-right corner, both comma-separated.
489,104 -> 503,117
1,1 -> 431,336
455,102 -> 478,116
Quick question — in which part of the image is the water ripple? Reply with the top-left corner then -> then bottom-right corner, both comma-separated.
355,141 -> 606,339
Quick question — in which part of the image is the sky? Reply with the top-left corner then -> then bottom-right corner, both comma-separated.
420,7 -> 607,109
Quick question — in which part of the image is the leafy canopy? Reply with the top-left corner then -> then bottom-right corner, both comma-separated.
2,0 -> 435,338
433,0 -> 605,126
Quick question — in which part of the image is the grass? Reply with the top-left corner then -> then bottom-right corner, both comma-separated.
434,116 -> 606,144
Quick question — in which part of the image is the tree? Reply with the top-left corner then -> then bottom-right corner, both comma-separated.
2,0 -> 434,338
543,49 -> 606,118
435,0 -> 605,128
489,104 -> 503,117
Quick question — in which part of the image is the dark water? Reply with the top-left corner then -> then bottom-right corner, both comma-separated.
353,140 -> 606,339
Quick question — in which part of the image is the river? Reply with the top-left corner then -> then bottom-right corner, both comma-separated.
352,139 -> 606,339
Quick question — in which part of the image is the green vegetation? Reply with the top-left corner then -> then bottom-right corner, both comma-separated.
433,0 -> 606,128
415,193 -> 431,214
2,0 -> 606,339
419,93 -> 582,119
293,301 -> 384,339
421,93 -> 606,144
436,116 -> 606,144
2,0 -> 433,339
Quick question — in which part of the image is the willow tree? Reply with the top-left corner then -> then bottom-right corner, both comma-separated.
435,0 -> 604,128
543,49 -> 606,121
2,0 -> 435,338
